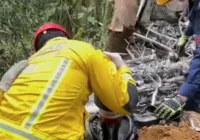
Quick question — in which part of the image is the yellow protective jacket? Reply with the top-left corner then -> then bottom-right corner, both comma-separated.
0,37 -> 138,140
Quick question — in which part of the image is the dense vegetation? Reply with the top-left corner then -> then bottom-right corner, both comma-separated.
0,0 -> 113,77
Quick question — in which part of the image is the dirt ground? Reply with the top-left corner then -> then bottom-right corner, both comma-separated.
138,121 -> 200,140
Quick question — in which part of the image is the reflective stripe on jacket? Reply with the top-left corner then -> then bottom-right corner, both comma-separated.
0,120 -> 47,140
0,37 -> 137,139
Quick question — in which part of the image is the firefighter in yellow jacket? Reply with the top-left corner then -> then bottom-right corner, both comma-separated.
0,23 -> 138,140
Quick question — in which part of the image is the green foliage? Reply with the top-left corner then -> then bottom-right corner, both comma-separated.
0,0 -> 113,77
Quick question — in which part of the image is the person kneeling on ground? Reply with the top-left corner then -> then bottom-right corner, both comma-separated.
154,0 -> 200,120
0,23 -> 138,140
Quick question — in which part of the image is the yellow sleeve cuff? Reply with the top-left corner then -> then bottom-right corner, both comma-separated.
118,66 -> 132,75
118,66 -> 137,86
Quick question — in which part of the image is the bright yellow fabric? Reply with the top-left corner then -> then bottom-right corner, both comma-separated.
156,0 -> 172,5
0,120 -> 47,140
0,90 -> 3,104
88,51 -> 136,115
0,37 -> 136,140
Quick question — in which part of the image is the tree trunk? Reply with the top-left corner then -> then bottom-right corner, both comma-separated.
105,0 -> 138,52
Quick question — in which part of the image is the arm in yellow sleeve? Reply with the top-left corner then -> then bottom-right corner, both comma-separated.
88,50 -> 138,115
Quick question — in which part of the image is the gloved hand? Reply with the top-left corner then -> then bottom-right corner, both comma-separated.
154,95 -> 186,120
0,60 -> 28,92
176,35 -> 189,56
103,51 -> 126,69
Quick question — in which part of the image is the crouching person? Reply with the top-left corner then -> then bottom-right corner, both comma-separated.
0,23 -> 138,140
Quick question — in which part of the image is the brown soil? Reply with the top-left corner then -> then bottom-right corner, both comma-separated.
139,121 -> 200,140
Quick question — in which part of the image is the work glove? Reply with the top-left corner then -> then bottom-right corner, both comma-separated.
0,60 -> 28,93
154,95 -> 186,120
176,35 -> 189,56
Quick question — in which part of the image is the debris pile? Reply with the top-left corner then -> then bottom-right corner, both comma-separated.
138,121 -> 200,140
86,2 -> 200,139
125,19 -> 194,113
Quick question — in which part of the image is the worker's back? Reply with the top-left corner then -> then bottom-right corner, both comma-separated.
0,36 -> 138,140
0,37 -> 95,140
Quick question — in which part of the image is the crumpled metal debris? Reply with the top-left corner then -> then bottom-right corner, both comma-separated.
126,11 -> 191,115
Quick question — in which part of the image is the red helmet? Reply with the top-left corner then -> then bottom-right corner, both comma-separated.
34,23 -> 71,51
